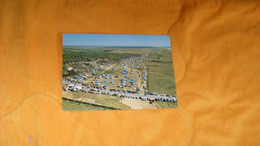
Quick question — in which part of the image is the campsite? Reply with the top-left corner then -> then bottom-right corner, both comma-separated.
62,46 -> 177,110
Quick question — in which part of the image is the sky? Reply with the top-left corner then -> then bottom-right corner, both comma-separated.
63,34 -> 171,48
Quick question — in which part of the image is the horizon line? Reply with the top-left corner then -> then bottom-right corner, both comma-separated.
63,45 -> 171,48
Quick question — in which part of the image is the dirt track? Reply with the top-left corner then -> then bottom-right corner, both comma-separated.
120,98 -> 157,109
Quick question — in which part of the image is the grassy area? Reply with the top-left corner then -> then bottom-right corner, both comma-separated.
104,70 -> 116,74
110,48 -> 151,54
147,49 -> 176,95
156,101 -> 178,108
63,91 -> 131,110
63,47 -> 141,63
62,98 -> 112,111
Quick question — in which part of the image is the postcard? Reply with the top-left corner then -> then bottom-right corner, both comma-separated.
62,34 -> 177,111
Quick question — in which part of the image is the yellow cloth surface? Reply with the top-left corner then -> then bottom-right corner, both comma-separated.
0,0 -> 259,145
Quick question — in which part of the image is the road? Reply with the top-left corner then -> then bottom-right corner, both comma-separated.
62,80 -> 177,102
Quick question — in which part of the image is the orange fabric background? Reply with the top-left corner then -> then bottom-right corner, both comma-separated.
0,0 -> 259,145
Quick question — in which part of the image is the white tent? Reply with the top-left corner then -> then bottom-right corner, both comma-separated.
75,86 -> 82,90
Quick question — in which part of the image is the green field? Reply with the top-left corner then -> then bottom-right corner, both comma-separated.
62,91 -> 131,110
62,98 -> 113,111
63,47 -> 141,63
147,49 -> 176,96
156,101 -> 178,108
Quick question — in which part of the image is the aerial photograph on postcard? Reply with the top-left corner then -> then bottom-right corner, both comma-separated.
62,34 -> 177,111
